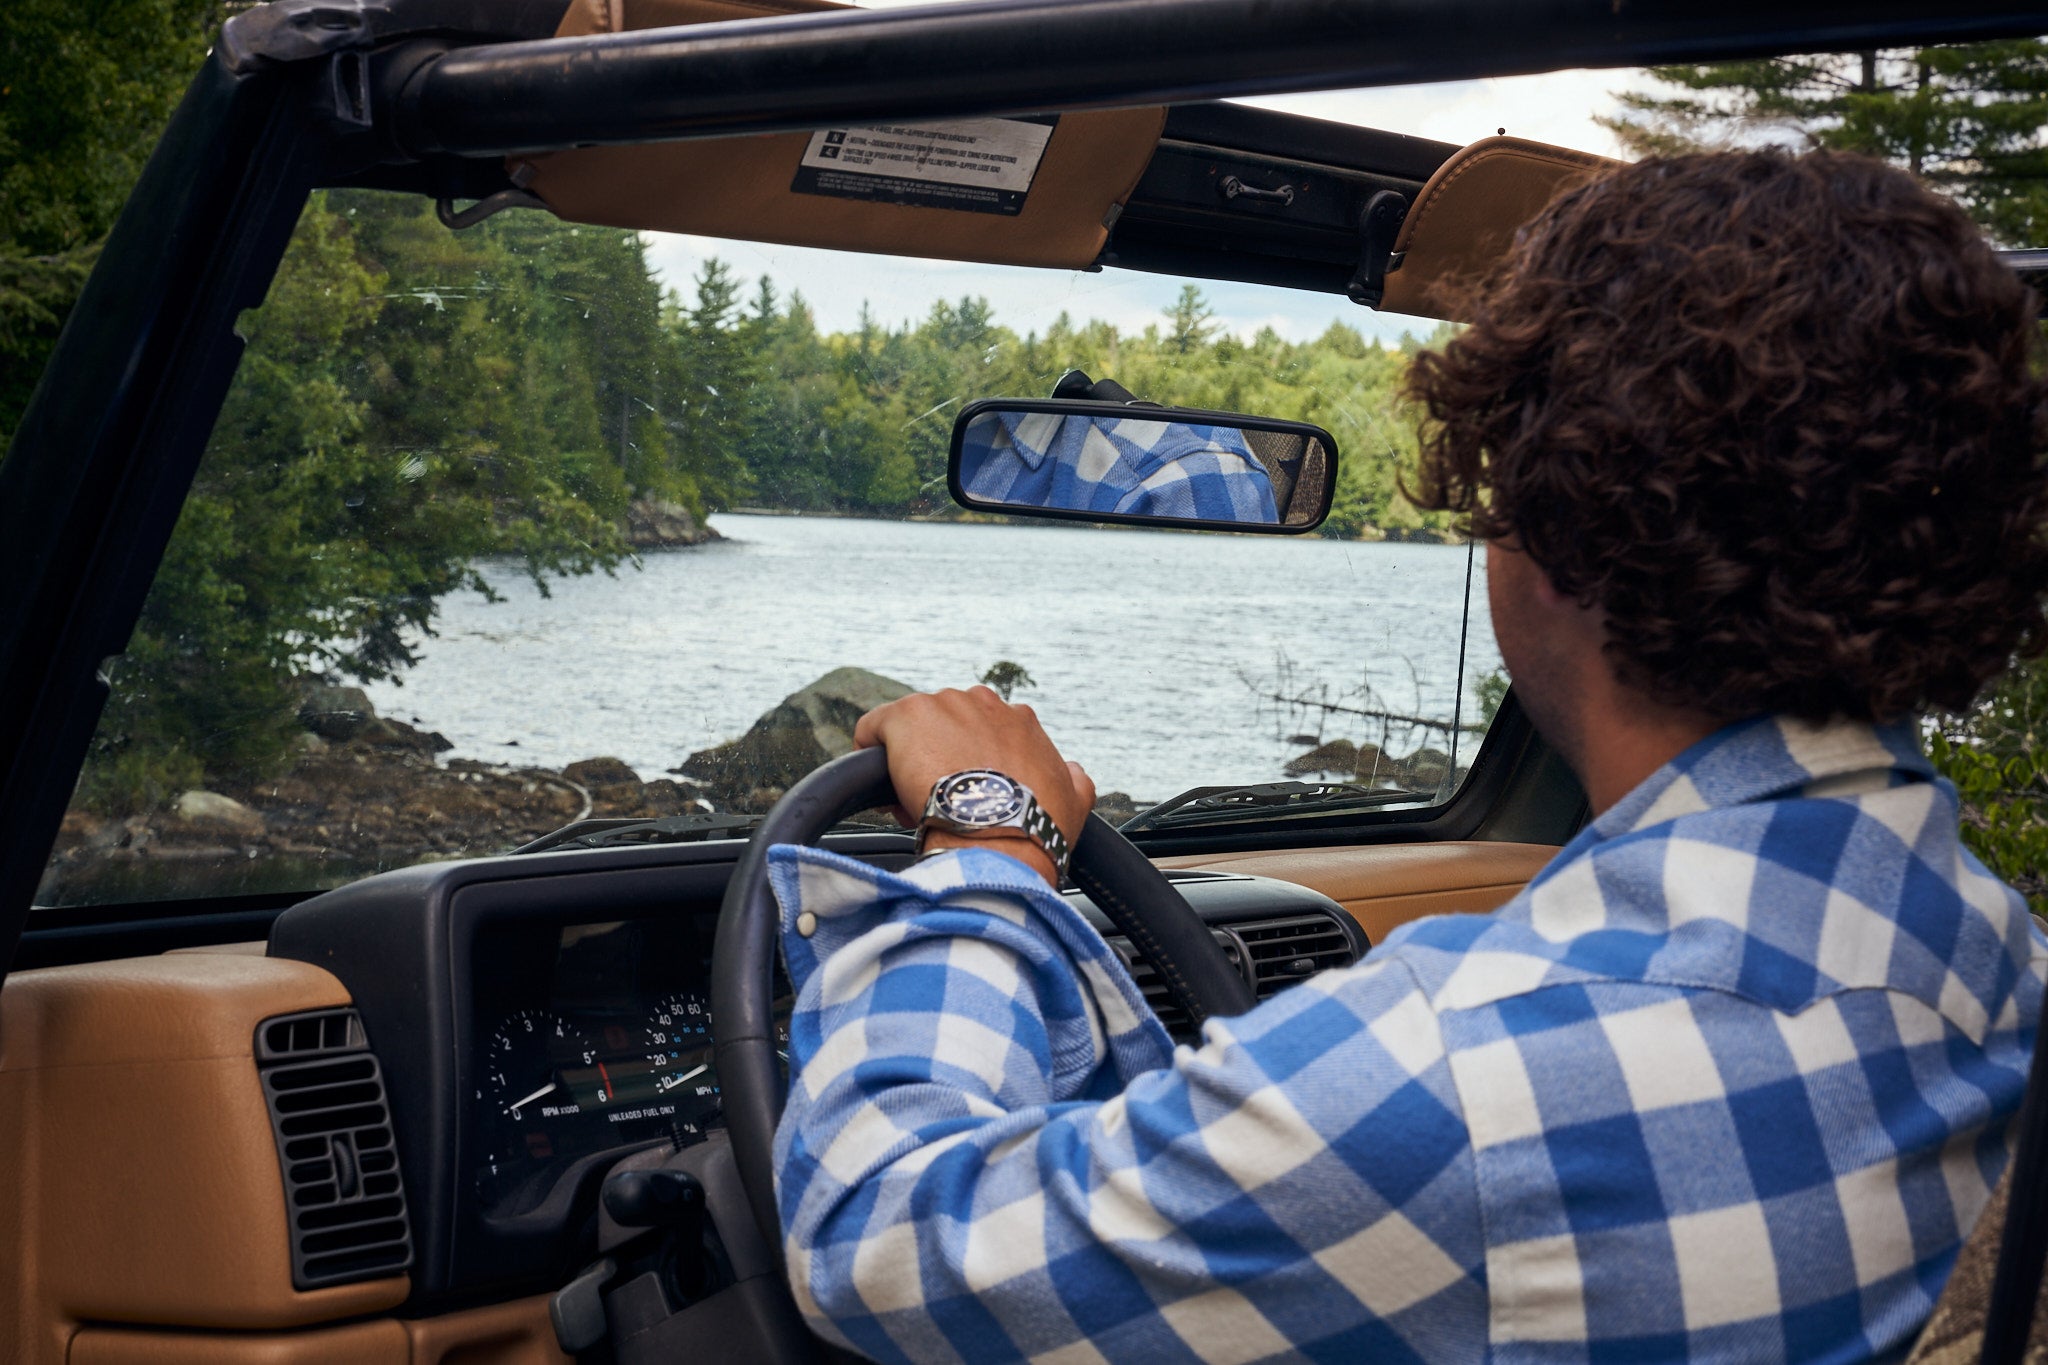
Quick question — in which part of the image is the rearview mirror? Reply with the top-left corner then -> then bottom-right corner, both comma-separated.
948,399 -> 1338,533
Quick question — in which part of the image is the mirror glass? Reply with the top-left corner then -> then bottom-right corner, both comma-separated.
950,403 -> 1336,532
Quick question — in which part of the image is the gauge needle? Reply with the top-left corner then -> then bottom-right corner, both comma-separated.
657,1063 -> 709,1091
507,1081 -> 556,1113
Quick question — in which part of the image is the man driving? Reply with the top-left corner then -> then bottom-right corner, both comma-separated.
767,152 -> 2048,1362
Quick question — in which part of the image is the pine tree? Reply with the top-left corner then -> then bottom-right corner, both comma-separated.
1166,284 -> 1218,355
1602,40 -> 2048,244
670,258 -> 757,508
0,0 -> 228,447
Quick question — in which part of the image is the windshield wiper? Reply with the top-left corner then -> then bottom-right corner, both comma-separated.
513,811 -> 903,854
1118,780 -> 1428,834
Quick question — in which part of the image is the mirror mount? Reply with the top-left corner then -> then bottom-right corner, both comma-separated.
1050,369 -> 1148,406
1346,189 -> 1410,310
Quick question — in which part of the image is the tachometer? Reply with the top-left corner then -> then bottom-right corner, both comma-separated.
482,1008 -> 596,1121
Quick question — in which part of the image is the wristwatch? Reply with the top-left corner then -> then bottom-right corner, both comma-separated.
915,769 -> 1071,879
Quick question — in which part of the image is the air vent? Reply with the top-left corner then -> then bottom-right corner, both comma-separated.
1238,913 -> 1356,1000
1106,931 -> 1244,1041
255,1008 -> 413,1289
1109,913 -> 1359,1040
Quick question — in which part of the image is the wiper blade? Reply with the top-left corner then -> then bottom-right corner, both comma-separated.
514,811 -> 907,854
1118,780 -> 1428,834
514,812 -> 764,853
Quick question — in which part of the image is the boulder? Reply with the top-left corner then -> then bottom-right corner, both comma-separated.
564,756 -> 641,787
172,789 -> 266,838
680,666 -> 915,797
1283,738 -> 1356,777
626,497 -> 722,549
299,684 -> 376,741
1091,791 -> 1143,826
359,717 -> 454,753
1397,746 -> 1453,792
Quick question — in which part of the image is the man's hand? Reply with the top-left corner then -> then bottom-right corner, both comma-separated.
853,686 -> 1095,887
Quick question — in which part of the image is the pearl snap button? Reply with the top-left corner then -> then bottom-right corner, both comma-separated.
796,911 -> 818,938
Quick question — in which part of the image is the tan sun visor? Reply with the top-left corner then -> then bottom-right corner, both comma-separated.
1379,135 -> 1619,320
511,0 -> 1168,270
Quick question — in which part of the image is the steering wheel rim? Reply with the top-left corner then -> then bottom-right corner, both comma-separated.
710,746 -> 1254,1261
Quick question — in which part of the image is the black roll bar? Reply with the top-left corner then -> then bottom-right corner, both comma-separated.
391,0 -> 2048,159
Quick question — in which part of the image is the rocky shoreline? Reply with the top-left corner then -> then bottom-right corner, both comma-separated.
38,668 -> 923,904
37,666 -> 1453,904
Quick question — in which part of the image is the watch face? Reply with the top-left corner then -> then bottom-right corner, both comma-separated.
935,770 -> 1026,826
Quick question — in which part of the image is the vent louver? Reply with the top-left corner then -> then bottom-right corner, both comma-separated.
255,1008 -> 413,1289
1110,913 -> 1358,1040
1239,914 -> 1356,1000
1106,930 -> 1244,1041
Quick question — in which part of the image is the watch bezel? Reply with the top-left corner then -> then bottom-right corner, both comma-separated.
931,769 -> 1027,827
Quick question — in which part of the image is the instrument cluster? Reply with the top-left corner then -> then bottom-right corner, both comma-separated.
469,913 -> 786,1211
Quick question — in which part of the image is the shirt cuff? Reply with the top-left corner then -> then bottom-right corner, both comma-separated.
768,844 -> 1068,982
766,843 -> 1176,1078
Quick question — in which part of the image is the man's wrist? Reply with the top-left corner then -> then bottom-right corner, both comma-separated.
919,829 -> 1061,886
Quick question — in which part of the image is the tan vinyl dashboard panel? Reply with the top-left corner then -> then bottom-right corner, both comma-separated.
516,0 -> 1168,270
1157,840 -> 1558,945
65,1293 -> 571,1365
0,955 -> 406,1365
1380,135 -> 1619,321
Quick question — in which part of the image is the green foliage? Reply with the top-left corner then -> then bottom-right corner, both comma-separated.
673,258 -> 756,509
0,0 -> 221,256
979,661 -> 1037,701
83,192 -> 669,805
1602,40 -> 2048,245
0,0 -> 223,445
0,243 -> 94,449
1473,668 -> 1510,727
1928,660 -> 2048,914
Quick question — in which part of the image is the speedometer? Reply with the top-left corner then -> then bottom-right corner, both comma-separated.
643,990 -> 716,1098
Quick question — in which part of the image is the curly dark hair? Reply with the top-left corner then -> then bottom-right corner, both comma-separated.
1408,150 -> 2048,722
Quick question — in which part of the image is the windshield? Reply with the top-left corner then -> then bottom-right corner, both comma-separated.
37,30 -> 2048,909
33,185 -> 1499,906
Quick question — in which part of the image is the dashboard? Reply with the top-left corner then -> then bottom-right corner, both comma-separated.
266,833 -> 1365,1307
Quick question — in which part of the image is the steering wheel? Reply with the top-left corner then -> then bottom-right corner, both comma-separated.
710,746 -> 1255,1258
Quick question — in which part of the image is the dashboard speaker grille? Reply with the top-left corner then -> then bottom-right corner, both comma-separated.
255,1008 -> 413,1289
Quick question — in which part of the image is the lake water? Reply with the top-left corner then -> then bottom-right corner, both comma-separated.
363,514 -> 1502,803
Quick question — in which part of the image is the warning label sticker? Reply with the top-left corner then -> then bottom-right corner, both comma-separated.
791,115 -> 1059,216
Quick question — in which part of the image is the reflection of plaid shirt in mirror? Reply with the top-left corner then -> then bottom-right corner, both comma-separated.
960,411 -> 1280,523
769,717 -> 2044,1363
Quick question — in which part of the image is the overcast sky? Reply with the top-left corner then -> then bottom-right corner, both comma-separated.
640,11 -> 1660,349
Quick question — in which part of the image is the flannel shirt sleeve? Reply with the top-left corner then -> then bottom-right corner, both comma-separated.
1116,450 -> 1278,523
769,844 -> 1486,1364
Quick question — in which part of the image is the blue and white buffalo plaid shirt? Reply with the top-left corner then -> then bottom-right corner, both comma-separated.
958,411 -> 1280,523
769,717 -> 2044,1363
